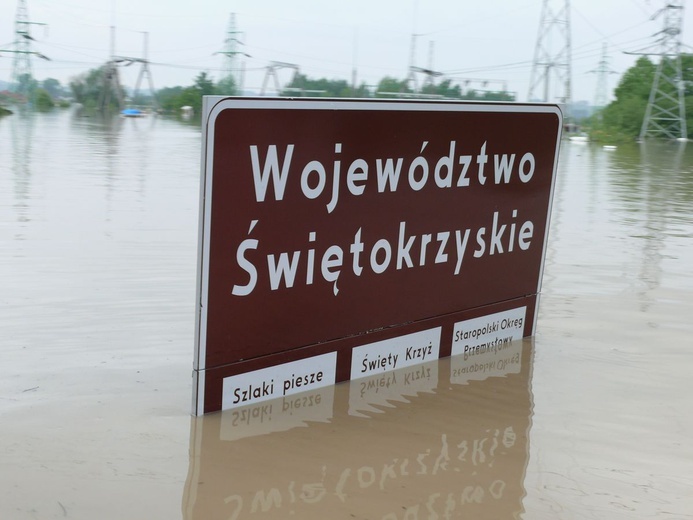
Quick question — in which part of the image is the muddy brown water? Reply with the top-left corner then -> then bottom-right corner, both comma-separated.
1,109 -> 691,519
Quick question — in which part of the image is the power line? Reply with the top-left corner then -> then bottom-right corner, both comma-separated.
441,27 -> 653,78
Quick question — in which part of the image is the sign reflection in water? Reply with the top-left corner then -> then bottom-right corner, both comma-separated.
183,339 -> 533,520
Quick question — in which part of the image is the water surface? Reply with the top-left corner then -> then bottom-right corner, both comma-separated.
1,110 -> 691,519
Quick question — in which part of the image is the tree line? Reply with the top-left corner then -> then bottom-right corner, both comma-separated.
0,74 -> 70,111
8,55 -> 693,143
589,55 -> 693,142
158,73 -> 513,114
61,66 -> 516,116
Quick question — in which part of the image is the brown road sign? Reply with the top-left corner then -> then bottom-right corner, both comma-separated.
193,97 -> 562,414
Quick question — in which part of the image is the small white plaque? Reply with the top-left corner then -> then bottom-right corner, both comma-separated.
350,327 -> 441,380
221,352 -> 337,410
451,306 -> 526,357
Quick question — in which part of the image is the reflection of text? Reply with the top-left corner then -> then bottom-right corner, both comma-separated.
349,361 -> 438,417
220,386 -> 335,441
218,426 -> 518,519
450,335 -> 523,385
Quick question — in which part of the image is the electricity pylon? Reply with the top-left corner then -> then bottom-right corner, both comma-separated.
104,31 -> 157,110
215,13 -> 249,93
260,61 -> 299,95
627,1 -> 687,140
590,43 -> 618,112
1,0 -> 49,98
416,41 -> 444,92
98,26 -> 124,112
528,0 -> 572,116
404,34 -> 420,93
405,37 -> 445,95
130,32 -> 157,109
98,59 -> 125,112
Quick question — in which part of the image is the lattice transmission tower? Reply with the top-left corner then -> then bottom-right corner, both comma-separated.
98,26 -> 125,113
415,41 -> 444,92
404,34 -> 420,93
528,0 -> 572,115
127,32 -> 158,109
216,13 -> 249,93
590,43 -> 618,112
628,1 -> 687,140
260,61 -> 299,95
1,0 -> 49,97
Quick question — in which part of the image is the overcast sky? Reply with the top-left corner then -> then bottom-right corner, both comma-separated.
0,0 -> 690,102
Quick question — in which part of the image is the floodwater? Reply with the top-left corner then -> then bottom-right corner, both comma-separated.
1,108 -> 692,519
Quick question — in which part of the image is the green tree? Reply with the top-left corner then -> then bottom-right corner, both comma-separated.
375,77 -> 412,97
152,72 -> 220,116
34,88 -> 54,111
16,73 -> 38,100
421,78 -> 462,99
129,92 -> 156,107
613,56 -> 657,100
41,78 -> 64,99
352,82 -> 371,98
177,86 -> 203,113
680,54 -> 693,135
280,74 -> 369,97
175,72 -> 216,114
194,72 -> 215,96
216,75 -> 238,96
590,56 -> 656,141
157,86 -> 185,112
479,90 -> 515,101
69,66 -> 124,112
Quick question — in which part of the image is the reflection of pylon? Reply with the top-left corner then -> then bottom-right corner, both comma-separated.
628,1 -> 687,140
528,0 -> 572,114
2,0 -> 49,97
